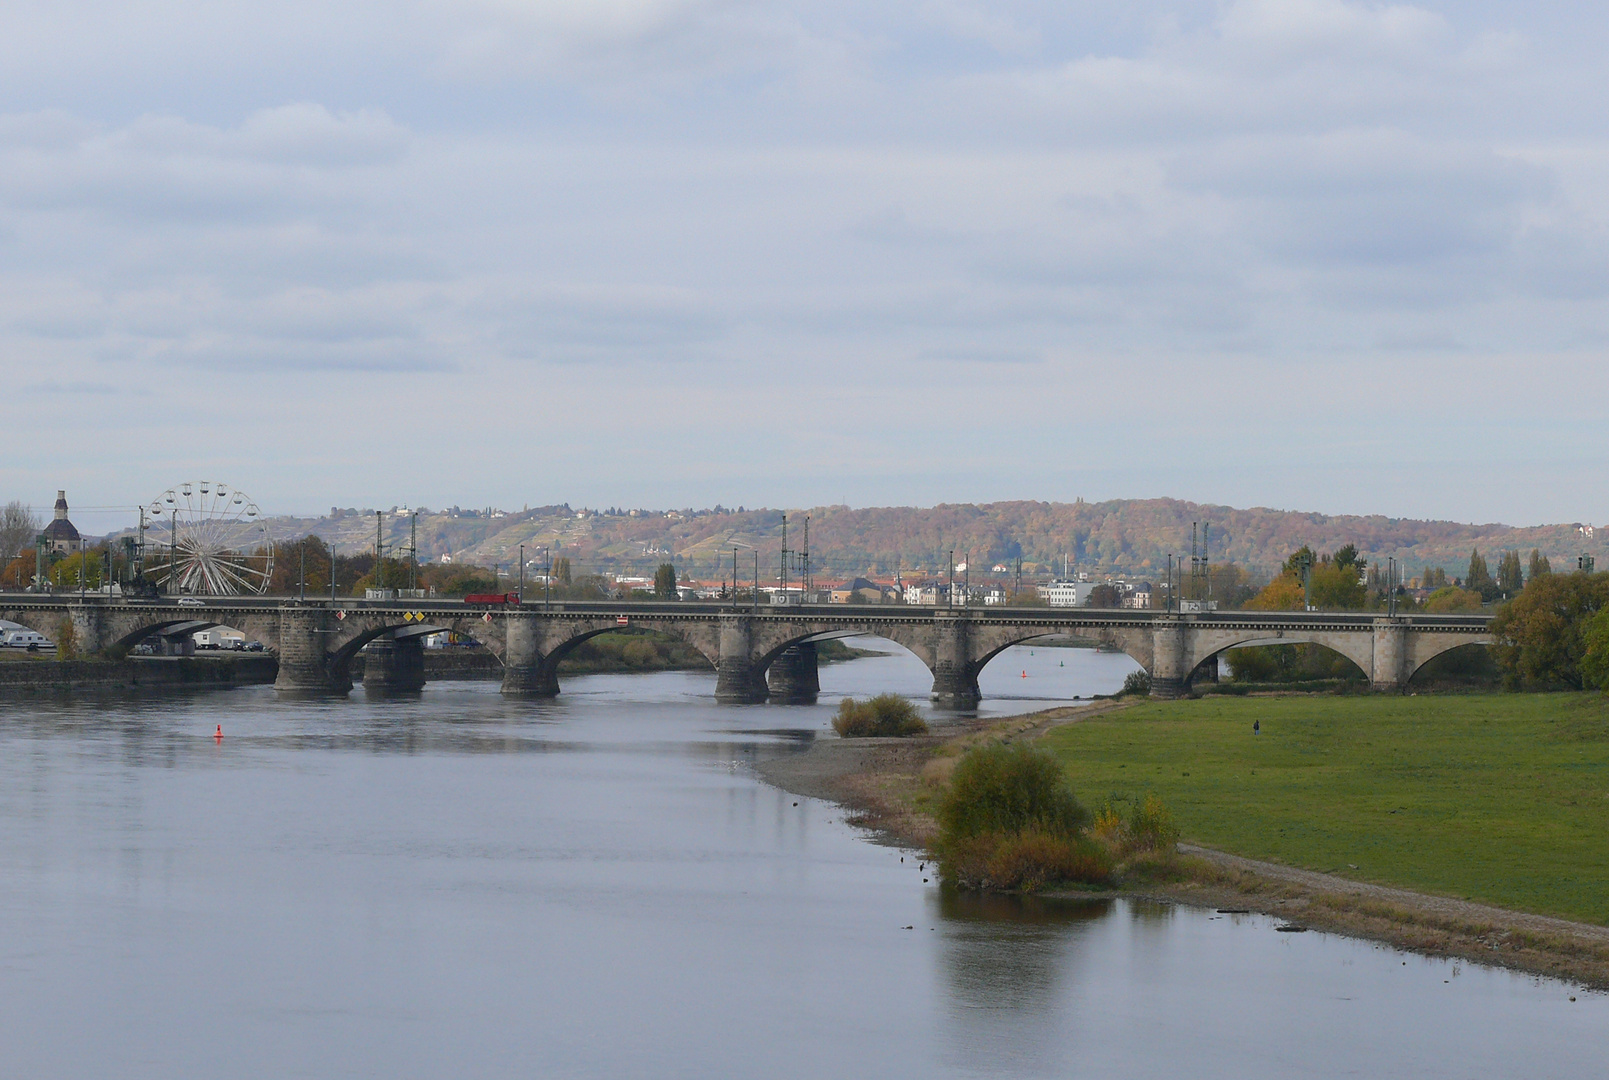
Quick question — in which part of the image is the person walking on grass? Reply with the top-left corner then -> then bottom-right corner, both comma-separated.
1253,719 -> 1260,736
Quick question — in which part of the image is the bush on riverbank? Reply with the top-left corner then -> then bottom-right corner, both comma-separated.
832,694 -> 928,737
934,743 -> 1110,891
1091,793 -> 1179,856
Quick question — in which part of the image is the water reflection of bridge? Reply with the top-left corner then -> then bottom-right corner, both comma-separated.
0,597 -> 1492,705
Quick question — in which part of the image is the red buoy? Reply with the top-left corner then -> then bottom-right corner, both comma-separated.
214,725 -> 223,742
1021,670 -> 1027,678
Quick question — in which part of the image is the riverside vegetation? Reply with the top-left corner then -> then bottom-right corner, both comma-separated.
831,694 -> 928,737
801,690 -> 1609,986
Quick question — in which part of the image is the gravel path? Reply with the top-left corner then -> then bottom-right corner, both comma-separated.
1178,843 -> 1609,945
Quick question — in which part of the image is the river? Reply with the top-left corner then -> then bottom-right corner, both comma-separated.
0,643 -> 1600,1078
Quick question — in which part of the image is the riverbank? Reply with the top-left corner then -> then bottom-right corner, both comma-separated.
753,697 -> 1609,990
0,655 -> 279,690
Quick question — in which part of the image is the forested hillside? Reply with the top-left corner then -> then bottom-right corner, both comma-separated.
234,499 -> 1602,583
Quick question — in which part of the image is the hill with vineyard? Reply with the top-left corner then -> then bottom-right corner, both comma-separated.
220,499 -> 1602,584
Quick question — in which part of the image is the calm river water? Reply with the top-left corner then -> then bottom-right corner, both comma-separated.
0,644 -> 1601,1078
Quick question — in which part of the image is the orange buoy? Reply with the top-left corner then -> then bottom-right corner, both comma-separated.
1021,670 -> 1027,678
214,725 -> 223,742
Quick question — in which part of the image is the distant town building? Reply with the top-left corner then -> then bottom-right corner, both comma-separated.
830,577 -> 885,603
1122,582 -> 1154,609
42,490 -> 80,554
1037,578 -> 1098,607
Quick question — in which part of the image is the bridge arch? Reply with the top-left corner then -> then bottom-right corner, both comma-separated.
104,614 -> 281,657
325,616 -> 505,688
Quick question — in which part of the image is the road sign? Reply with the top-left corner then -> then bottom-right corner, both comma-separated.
483,613 -> 493,623
336,610 -> 346,620
616,616 -> 630,626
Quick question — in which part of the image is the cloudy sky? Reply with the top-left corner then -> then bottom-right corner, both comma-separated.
3,0 -> 1606,531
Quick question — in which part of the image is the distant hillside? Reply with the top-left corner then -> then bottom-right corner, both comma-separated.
217,499 -> 1603,583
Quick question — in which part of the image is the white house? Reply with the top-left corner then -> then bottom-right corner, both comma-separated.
1036,579 -> 1099,607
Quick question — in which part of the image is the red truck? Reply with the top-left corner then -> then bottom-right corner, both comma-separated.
462,593 -> 521,605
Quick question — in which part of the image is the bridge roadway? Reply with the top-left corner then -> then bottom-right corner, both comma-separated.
0,595 -> 1493,705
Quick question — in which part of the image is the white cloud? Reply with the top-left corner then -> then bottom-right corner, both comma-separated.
1,0 -> 1608,524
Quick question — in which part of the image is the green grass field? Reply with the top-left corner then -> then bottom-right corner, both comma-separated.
1041,693 -> 1609,924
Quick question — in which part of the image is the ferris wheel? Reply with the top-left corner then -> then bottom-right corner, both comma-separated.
143,481 -> 274,595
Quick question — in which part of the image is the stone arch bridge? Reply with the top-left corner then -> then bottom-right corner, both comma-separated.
0,597 -> 1492,706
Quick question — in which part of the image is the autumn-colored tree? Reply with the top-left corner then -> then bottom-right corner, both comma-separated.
1423,587 -> 1484,613
1246,576 -> 1306,611
1489,572 -> 1609,689
1528,549 -> 1551,581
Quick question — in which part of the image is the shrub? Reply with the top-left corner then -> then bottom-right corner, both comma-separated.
937,743 -> 1089,840
831,694 -> 928,738
1120,669 -> 1151,697
55,617 -> 77,661
941,830 -> 1113,892
1127,793 -> 1179,852
933,743 -> 1110,889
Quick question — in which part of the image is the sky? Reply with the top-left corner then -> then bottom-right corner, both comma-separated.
2,0 -> 1607,533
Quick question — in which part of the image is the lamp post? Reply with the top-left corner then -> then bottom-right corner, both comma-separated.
518,543 -> 525,604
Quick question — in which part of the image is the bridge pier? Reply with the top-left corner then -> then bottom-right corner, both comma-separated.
930,614 -> 981,709
160,633 -> 195,657
1371,619 -> 1406,691
501,614 -> 557,696
716,615 -> 769,703
362,636 -> 426,692
767,641 -> 820,703
1149,619 -> 1187,699
274,607 -> 351,694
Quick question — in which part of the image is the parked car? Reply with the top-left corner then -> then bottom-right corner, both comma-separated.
244,641 -> 265,652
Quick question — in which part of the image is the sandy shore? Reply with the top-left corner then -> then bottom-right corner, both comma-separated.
753,704 -> 1609,990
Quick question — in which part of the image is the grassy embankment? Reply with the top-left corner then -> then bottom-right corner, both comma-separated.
1039,693 -> 1609,925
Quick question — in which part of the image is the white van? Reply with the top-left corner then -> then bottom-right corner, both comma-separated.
3,629 -> 53,650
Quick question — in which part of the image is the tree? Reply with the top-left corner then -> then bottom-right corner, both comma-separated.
1308,560 -> 1366,610
1496,550 -> 1524,596
1423,586 -> 1484,613
553,556 -> 572,586
653,563 -> 678,600
1581,609 -> 1609,692
0,501 -> 40,561
1207,563 -> 1257,609
1528,549 -> 1552,581
1466,549 -> 1499,602
1421,567 -> 1448,589
1489,572 -> 1609,689
1246,576 -> 1306,611
1084,583 -> 1123,608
